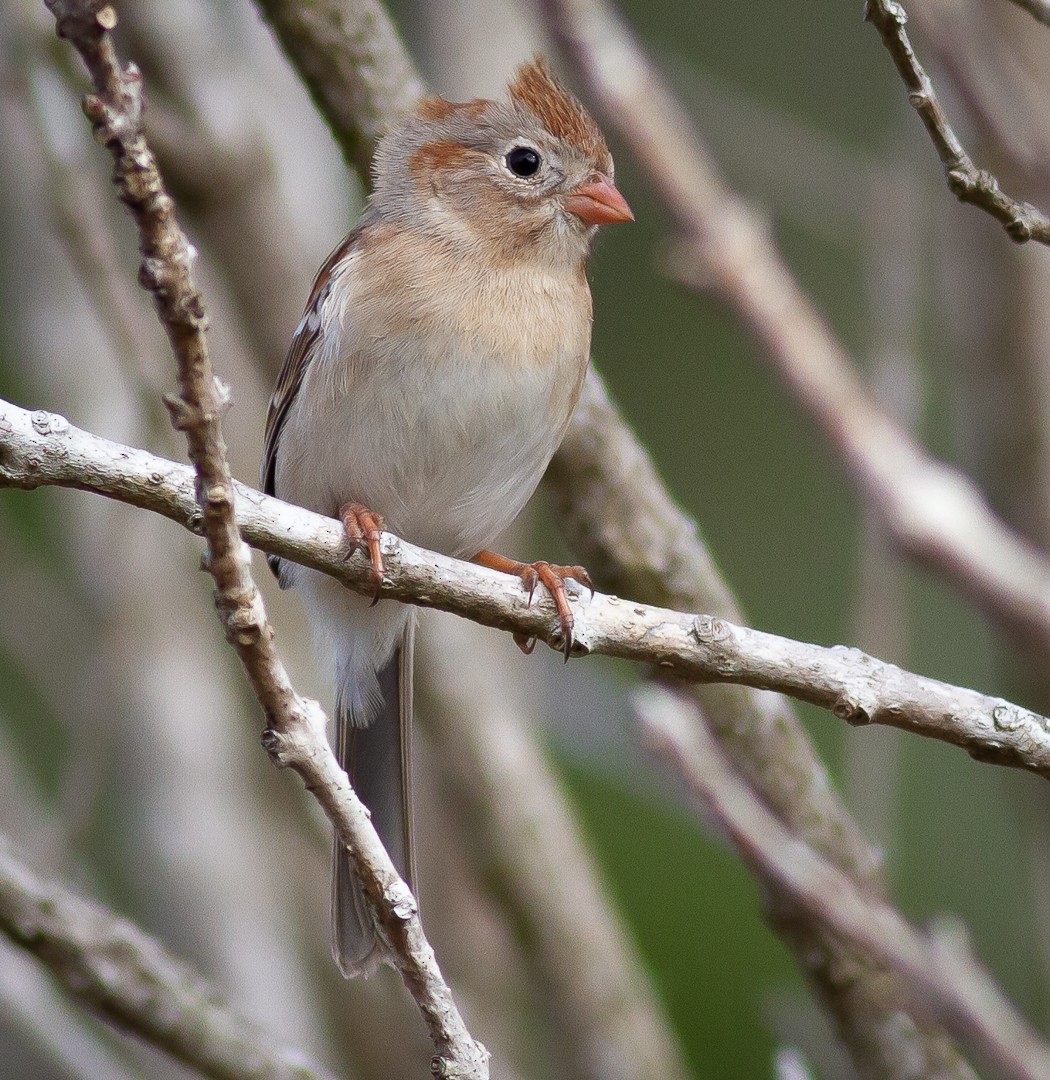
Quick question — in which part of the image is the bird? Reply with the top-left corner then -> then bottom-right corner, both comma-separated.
261,56 -> 632,977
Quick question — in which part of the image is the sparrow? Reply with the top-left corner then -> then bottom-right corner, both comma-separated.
262,57 -> 632,977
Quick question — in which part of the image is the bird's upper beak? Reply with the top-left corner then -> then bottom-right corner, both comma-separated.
562,174 -> 634,225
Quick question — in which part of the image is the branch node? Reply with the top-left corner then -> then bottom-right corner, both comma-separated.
692,614 -> 730,643
30,410 -> 69,436
385,880 -> 418,922
161,392 -> 195,431
1006,214 -> 1034,244
260,727 -> 288,764
225,604 -> 264,646
81,93 -> 108,129
833,697 -> 872,726
992,702 -> 1032,732
204,482 -> 232,509
945,167 -> 972,197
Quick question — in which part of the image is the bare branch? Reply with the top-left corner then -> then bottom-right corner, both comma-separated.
0,843 -> 339,1080
42,5 -> 487,1076
636,686 -> 1050,1080
865,0 -> 1050,244
3,397 -> 1048,784
540,0 -> 1050,666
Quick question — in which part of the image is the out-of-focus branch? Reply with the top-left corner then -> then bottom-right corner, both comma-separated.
0,843 -> 339,1080
1005,0 -> 1050,30
550,376 -> 968,1079
541,0 -> 1050,665
636,686 -> 1050,1080
550,377 -> 879,866
4,398 -> 1049,783
418,620 -> 693,1080
865,0 -> 1050,244
252,0 -> 425,183
43,5 -> 487,1077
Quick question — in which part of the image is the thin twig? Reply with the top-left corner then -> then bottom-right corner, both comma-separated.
0,843 -> 339,1080
3,398 -> 1049,783
865,0 -> 1050,244
42,5 -> 487,1076
636,686 -> 1050,1080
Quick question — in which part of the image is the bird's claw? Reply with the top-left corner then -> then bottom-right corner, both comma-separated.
339,502 -> 385,604
520,560 -> 586,662
472,550 -> 592,660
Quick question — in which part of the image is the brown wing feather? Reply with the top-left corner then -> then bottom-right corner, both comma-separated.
261,226 -> 363,498
261,224 -> 366,578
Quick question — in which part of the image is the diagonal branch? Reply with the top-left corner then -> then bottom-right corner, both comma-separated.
3,396 -> 1049,782
0,842 -> 340,1080
42,4 -> 487,1077
253,0 -> 425,184
637,686 -> 1050,1080
1006,0 -> 1050,27
865,0 -> 1050,244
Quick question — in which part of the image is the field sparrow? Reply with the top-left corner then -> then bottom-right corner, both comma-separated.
262,57 -> 632,977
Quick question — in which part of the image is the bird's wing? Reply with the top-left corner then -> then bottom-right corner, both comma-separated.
261,224 -> 365,501
260,224 -> 367,579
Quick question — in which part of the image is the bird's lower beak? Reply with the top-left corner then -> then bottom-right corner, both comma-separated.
562,174 -> 634,225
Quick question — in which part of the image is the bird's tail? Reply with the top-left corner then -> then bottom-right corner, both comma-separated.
331,618 -> 416,978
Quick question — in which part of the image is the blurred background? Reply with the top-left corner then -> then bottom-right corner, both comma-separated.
1,0 -> 1048,1077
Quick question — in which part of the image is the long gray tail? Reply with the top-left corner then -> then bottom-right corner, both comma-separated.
331,622 -> 416,978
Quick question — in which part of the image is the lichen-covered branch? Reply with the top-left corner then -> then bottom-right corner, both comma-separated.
866,0 -> 1050,244
42,5 -> 487,1076
4,397 -> 1048,786
637,686 -> 1050,1080
0,843 -> 340,1080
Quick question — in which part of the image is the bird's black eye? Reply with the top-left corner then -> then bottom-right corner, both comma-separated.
505,146 -> 542,178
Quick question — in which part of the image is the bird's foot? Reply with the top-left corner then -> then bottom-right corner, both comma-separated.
472,550 -> 593,660
339,502 -> 385,605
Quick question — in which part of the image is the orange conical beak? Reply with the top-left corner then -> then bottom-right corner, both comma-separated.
562,174 -> 634,225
